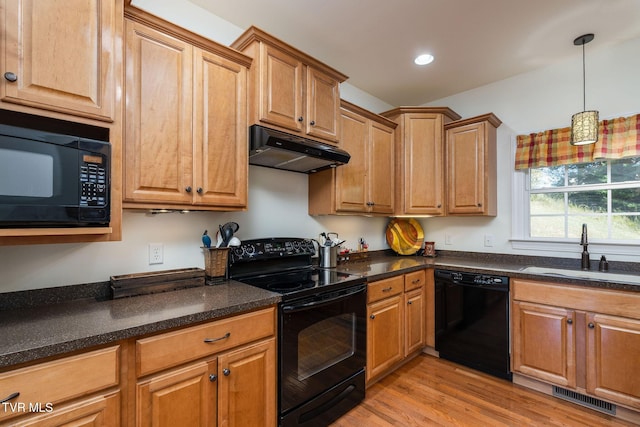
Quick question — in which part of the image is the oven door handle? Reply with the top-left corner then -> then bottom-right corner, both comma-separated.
281,284 -> 366,313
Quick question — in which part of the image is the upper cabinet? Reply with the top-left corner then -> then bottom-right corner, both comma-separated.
445,113 -> 501,216
0,0 -> 123,245
380,107 -> 460,216
123,7 -> 251,211
309,100 -> 397,215
231,26 -> 348,144
1,0 -> 117,122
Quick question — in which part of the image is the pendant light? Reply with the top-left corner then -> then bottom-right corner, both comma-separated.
570,33 -> 599,146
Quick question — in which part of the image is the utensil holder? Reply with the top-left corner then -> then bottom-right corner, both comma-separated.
203,247 -> 230,280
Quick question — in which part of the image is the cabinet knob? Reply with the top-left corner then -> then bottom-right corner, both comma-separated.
4,72 -> 17,82
478,203 -> 483,207
588,322 -> 595,329
567,318 -> 573,325
223,368 -> 231,376
407,301 -> 413,305
209,374 -> 217,382
437,204 -> 442,208
197,187 -> 203,194
369,314 -> 375,320
298,117 -> 304,122
310,120 -> 316,126
185,186 -> 192,193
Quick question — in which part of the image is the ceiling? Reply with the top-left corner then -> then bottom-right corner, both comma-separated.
188,0 -> 640,107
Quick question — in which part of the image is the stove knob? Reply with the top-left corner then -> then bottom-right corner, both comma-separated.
244,244 -> 256,256
233,247 -> 244,257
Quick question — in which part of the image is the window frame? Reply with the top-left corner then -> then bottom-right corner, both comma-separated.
511,141 -> 640,257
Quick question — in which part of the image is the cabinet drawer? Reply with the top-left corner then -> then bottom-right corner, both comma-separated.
136,307 -> 276,376
404,270 -> 425,292
0,346 -> 119,423
368,276 -> 404,303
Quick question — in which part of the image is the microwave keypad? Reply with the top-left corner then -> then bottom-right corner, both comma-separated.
80,162 -> 107,206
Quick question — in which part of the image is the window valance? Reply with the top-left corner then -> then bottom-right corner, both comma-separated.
515,113 -> 640,170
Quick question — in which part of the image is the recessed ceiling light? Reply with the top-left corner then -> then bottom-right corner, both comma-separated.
414,54 -> 434,65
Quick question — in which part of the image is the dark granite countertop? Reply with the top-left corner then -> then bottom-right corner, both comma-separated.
1,250 -> 638,370
0,282 -> 280,368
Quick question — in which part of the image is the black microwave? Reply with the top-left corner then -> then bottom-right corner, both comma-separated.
0,122 -> 110,227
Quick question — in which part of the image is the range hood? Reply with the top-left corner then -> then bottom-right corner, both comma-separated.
249,125 -> 350,174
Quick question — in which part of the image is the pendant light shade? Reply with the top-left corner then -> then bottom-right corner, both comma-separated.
570,33 -> 598,146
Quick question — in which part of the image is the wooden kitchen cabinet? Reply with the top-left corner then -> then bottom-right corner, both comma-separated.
444,113 -> 501,216
123,7 -> 251,210
380,107 -> 460,216
366,270 -> 428,384
135,307 -> 277,427
512,279 -> 640,412
231,26 -> 347,144
0,346 -> 120,426
1,0 -> 117,122
309,100 -> 397,215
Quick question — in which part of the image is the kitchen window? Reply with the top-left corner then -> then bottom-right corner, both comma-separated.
512,156 -> 640,255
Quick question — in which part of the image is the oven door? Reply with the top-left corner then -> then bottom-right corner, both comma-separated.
279,283 -> 366,415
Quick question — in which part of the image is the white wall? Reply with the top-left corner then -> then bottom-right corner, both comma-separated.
1,2 -> 638,292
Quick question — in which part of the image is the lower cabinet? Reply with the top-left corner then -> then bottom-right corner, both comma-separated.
366,270 -> 426,384
512,279 -> 640,412
0,346 -> 121,426
135,307 -> 277,427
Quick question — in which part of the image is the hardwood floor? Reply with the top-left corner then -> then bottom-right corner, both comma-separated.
331,355 -> 636,426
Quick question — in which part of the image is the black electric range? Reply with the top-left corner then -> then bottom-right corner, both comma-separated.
227,237 -> 366,301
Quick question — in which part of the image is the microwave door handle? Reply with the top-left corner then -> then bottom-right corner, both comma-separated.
281,285 -> 366,313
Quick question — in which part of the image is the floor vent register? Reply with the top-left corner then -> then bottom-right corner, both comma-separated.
553,386 -> 616,415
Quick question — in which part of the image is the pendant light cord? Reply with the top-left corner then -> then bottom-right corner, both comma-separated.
582,41 -> 586,111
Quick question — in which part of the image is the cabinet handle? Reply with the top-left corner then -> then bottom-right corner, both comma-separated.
370,314 -> 375,320
298,116 -> 304,122
382,287 -> 393,292
588,322 -> 595,329
4,72 -> 17,82
567,318 -> 573,325
197,187 -> 203,194
407,301 -> 413,305
223,368 -> 231,376
0,392 -> 19,404
411,279 -> 421,284
203,332 -> 231,343
209,374 -> 217,382
310,120 -> 316,126
185,186 -> 192,193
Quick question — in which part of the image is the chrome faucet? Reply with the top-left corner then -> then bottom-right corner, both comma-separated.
580,223 -> 590,270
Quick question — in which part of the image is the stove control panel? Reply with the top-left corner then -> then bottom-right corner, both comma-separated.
229,237 -> 316,263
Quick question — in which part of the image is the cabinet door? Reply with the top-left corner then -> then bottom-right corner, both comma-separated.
193,48 -> 248,208
335,107 -> 368,212
136,360 -> 217,427
259,44 -> 303,132
446,122 -> 486,215
369,121 -> 395,214
306,67 -> 340,142
367,295 -> 403,382
586,313 -> 640,409
402,114 -> 444,215
405,287 -> 426,356
1,0 -> 115,121
10,393 -> 119,427
217,339 -> 276,427
512,301 -> 576,388
124,20 -> 193,204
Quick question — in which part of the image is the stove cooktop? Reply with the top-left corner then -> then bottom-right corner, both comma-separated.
227,238 -> 366,301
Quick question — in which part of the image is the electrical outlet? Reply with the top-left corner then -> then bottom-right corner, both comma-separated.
149,243 -> 164,264
445,234 -> 452,245
484,234 -> 495,247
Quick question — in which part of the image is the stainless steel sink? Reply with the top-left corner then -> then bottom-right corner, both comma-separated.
520,266 -> 640,284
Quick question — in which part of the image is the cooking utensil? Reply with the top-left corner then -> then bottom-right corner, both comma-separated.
219,222 -> 239,248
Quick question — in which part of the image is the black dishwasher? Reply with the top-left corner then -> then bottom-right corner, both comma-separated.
435,269 -> 512,380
